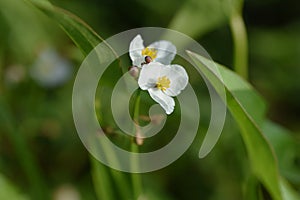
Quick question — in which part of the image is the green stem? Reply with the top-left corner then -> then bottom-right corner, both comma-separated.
133,91 -> 141,125
99,137 -> 132,199
229,11 -> 249,80
90,139 -> 132,200
131,89 -> 143,199
131,144 -> 143,199
90,156 -> 115,200
92,96 -> 132,199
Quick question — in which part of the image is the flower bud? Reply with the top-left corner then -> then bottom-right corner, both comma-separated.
144,56 -> 152,64
128,66 -> 139,78
135,129 -> 144,146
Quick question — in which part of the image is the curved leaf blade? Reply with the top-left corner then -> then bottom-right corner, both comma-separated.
187,51 -> 282,200
25,0 -> 116,57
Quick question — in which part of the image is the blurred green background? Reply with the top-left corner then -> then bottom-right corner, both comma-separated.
0,0 -> 299,199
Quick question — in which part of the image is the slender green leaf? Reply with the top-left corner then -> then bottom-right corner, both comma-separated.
25,0 -> 116,57
90,156 -> 115,200
216,60 -> 267,126
26,0 -> 99,55
187,51 -> 282,200
243,175 -> 263,200
24,2 -> 130,200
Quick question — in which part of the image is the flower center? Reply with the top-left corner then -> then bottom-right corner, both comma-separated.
156,76 -> 170,91
142,47 -> 157,60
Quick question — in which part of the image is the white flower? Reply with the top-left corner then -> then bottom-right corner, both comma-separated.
30,47 -> 73,88
138,62 -> 188,114
129,34 -> 176,67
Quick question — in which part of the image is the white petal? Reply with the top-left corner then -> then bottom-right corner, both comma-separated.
138,62 -> 164,90
164,64 -> 189,97
129,35 -> 145,67
148,88 -> 175,115
148,40 -> 176,65
138,63 -> 188,97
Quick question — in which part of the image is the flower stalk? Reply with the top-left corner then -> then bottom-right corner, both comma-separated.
131,89 -> 143,199
229,11 -> 249,80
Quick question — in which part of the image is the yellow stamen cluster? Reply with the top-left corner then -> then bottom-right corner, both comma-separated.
142,47 -> 157,60
156,76 -> 170,91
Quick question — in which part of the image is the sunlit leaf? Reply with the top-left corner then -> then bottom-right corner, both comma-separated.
280,178 -> 300,200
187,51 -> 283,200
169,0 -> 225,39
168,0 -> 243,40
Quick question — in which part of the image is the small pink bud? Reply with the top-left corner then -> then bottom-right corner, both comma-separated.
135,130 -> 144,146
128,66 -> 139,78
145,56 -> 152,64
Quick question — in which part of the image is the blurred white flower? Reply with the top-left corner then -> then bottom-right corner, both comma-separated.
128,65 -> 139,78
138,62 -> 188,114
30,47 -> 72,88
129,34 -> 176,67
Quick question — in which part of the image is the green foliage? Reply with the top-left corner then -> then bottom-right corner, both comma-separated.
0,0 -> 299,199
0,174 -> 28,200
263,121 -> 300,184
187,51 -> 300,200
25,0 -> 102,56
0,0 -> 50,61
169,0 -> 242,39
169,0 -> 226,39
25,1 -> 131,199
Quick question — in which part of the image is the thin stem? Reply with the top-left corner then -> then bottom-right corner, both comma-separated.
90,156 -> 115,200
229,11 -> 249,80
133,91 -> 141,125
99,136 -> 132,199
93,94 -> 132,199
131,89 -> 143,199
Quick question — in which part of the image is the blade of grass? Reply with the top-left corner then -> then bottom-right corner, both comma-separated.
90,156 -> 115,200
24,0 -> 117,58
187,51 -> 283,200
96,136 -> 133,200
